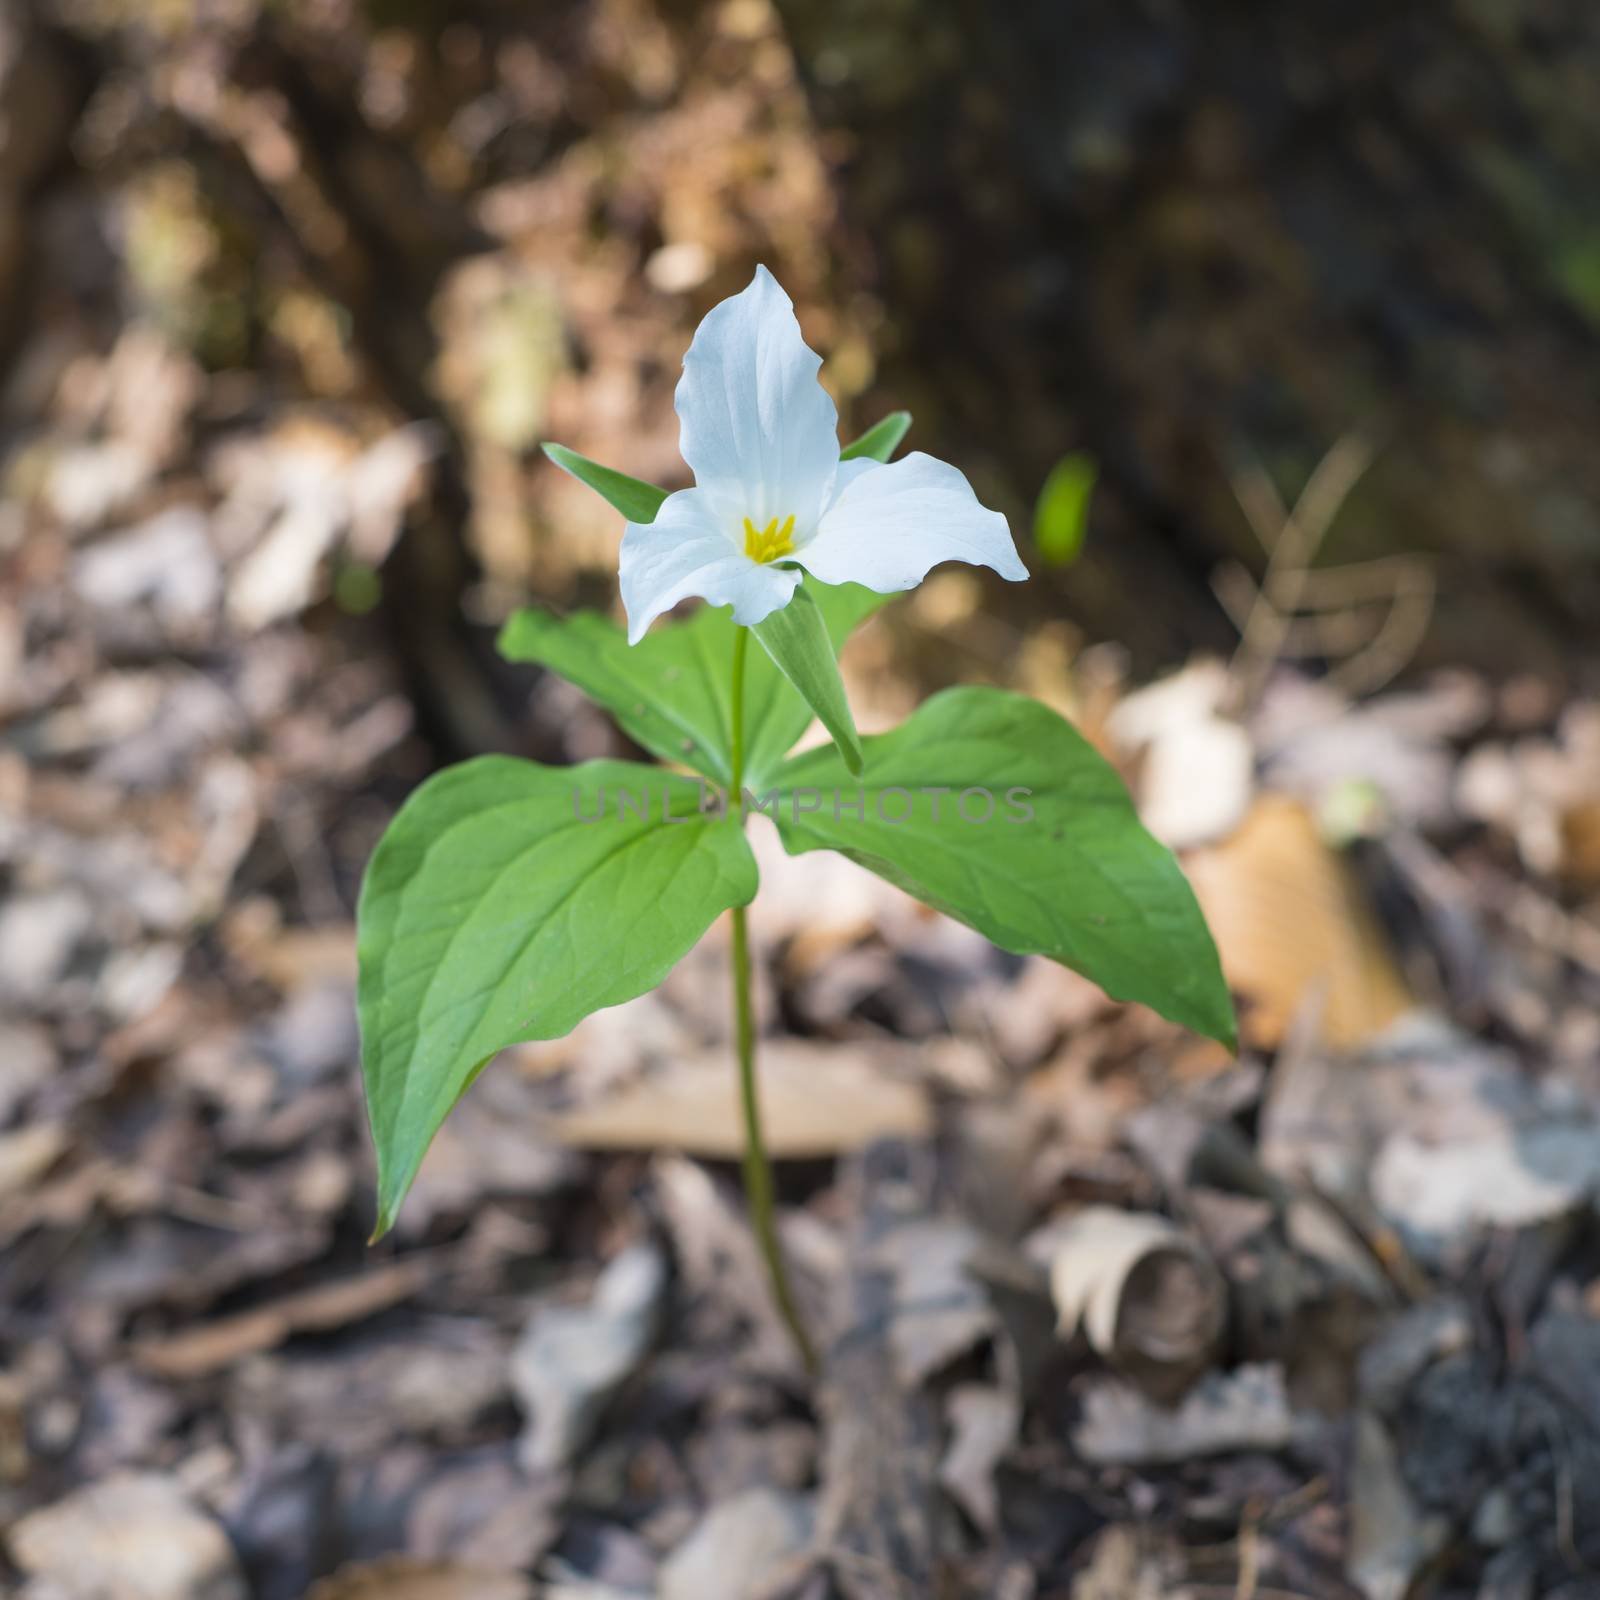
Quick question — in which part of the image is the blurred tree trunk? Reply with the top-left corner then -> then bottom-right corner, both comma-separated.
183,19 -> 513,758
0,7 -> 91,367
776,0 -> 1600,676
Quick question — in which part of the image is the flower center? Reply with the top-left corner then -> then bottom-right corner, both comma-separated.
743,514 -> 796,564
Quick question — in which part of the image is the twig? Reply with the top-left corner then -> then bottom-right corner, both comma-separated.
1235,1508 -> 1262,1600
1229,435 -> 1374,710
1327,565 -> 1435,696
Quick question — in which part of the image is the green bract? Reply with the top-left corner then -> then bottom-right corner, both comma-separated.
839,409 -> 911,463
356,412 -> 1235,1236
749,586 -> 863,778
540,441 -> 667,524
496,575 -> 883,790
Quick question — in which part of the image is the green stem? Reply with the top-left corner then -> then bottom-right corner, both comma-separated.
728,626 -> 819,1375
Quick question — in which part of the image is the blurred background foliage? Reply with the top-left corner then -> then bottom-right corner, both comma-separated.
8,0 -> 1600,739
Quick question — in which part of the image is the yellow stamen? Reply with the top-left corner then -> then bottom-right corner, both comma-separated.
743,513 -> 796,564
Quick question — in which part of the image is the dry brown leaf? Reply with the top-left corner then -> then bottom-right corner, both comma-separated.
1069,1524 -> 1171,1600
880,1218 -> 996,1387
1108,659 -> 1254,848
304,1558 -> 533,1600
222,905 -> 358,991
1040,1208 -> 1223,1359
1456,703 -> 1600,880
131,1258 -> 430,1378
1022,1037 -> 1146,1153
0,1121 -> 69,1201
1035,1206 -> 1225,1402
510,1240 -> 667,1472
749,825 -> 899,969
1561,801 -> 1600,890
8,1472 -> 245,1599
938,1385 -> 1019,1538
659,1487 -> 816,1600
548,1039 -> 931,1158
1183,794 -> 1414,1049
0,1020 -> 56,1122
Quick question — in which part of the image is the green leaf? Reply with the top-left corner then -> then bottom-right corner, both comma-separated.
357,756 -> 756,1234
744,578 -> 883,781
498,607 -> 732,783
542,442 -> 669,524
497,576 -> 886,789
771,687 -> 1235,1047
841,410 -> 912,463
750,586 -> 864,777
1033,451 -> 1098,566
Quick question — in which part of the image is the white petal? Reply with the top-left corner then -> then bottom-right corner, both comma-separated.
675,265 -> 840,528
620,487 -> 800,643
796,452 -> 1028,592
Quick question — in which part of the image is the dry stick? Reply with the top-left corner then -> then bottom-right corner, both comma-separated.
1233,1512 -> 1262,1600
1297,555 -> 1437,606
1216,555 -> 1433,648
1228,435 -> 1375,712
727,625 -> 819,1375
1325,567 -> 1436,695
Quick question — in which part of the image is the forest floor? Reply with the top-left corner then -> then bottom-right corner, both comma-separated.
6,3 -> 1600,1598
7,356 -> 1600,1598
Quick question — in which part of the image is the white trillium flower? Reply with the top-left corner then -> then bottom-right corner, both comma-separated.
620,265 -> 1028,644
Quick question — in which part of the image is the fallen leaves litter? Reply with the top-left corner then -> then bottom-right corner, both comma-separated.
547,1040 -> 932,1158
7,1472 -> 245,1600
131,1259 -> 432,1378
1039,1205 -> 1226,1397
510,1240 -> 667,1472
658,1487 -> 815,1600
1183,795 -> 1416,1048
4,4 -> 1600,1592
1072,1362 -> 1294,1466
304,1559 -> 535,1600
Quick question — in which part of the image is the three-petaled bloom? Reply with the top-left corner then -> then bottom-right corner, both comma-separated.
620,266 -> 1028,644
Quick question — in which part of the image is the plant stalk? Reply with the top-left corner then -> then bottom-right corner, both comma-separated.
728,625 -> 819,1374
